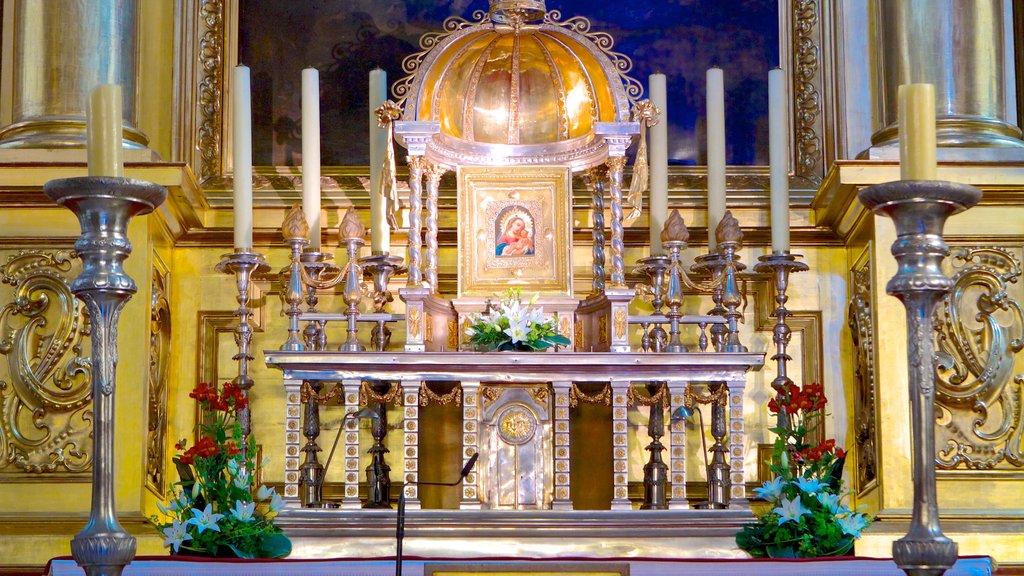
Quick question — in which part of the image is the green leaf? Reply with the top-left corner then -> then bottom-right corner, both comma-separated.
259,533 -> 293,559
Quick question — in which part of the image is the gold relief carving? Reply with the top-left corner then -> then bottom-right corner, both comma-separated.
419,382 -> 462,406
359,382 -> 403,406
529,386 -> 550,406
598,315 -> 609,345
481,386 -> 505,409
569,383 -> 611,407
793,0 -> 824,182
574,319 -> 583,350
497,405 -> 537,445
146,263 -> 171,496
425,312 -> 433,343
559,316 -> 570,339
613,308 -> 627,340
447,318 -> 459,350
197,0 -> 225,182
0,250 -> 93,477
848,262 -> 878,491
627,382 -> 667,407
408,307 -> 422,339
935,246 -> 1024,470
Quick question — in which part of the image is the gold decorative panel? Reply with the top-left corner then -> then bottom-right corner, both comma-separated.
848,257 -> 878,492
146,261 -> 171,495
936,246 -> 1024,470
0,250 -> 91,478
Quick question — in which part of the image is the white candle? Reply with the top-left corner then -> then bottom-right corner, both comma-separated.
302,67 -> 322,251
648,73 -> 668,255
369,68 -> 390,253
768,68 -> 790,253
899,83 -> 937,181
706,67 -> 726,253
232,65 -> 253,250
86,84 -> 123,177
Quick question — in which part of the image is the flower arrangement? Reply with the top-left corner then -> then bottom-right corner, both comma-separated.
736,382 -> 872,558
152,383 -> 291,558
464,288 -> 571,352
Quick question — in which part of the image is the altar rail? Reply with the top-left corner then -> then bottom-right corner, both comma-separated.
265,351 -> 764,511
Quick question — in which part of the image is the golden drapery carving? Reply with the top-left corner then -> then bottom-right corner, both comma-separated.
146,262 -> 171,495
936,246 -> 1024,470
0,250 -> 92,477
848,262 -> 878,491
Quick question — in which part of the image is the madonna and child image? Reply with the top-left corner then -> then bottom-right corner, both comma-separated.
495,207 -> 535,257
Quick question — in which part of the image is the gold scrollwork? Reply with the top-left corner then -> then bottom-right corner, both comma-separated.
447,318 -> 459,351
481,386 -> 505,410
146,263 -> 171,495
197,0 -> 225,182
848,263 -> 878,490
419,382 -> 462,407
614,308 -> 627,341
793,0 -> 824,181
935,246 -> 1024,469
408,307 -> 422,340
0,250 -> 92,476
569,383 -> 611,407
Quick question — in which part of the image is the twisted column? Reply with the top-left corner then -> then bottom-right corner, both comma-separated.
424,164 -> 446,294
606,157 -> 627,287
584,165 -> 608,294
406,156 -> 426,287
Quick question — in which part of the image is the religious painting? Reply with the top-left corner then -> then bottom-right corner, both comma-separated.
458,167 -> 572,297
237,0 -> 781,167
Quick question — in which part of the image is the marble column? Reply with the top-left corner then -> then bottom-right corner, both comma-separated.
870,0 -> 1024,151
610,380 -> 631,510
401,380 -> 421,510
460,381 -> 482,509
341,380 -> 363,509
0,0 -> 148,149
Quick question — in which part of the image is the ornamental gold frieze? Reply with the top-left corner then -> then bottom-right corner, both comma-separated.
848,258 -> 878,492
0,250 -> 92,478
146,262 -> 171,496
935,245 -> 1024,470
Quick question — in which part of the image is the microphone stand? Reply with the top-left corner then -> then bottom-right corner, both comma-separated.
669,405 -> 722,509
396,452 -> 479,576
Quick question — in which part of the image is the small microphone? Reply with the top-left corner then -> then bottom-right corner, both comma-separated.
460,452 -> 479,479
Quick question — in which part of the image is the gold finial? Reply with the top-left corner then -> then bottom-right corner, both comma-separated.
661,210 -> 689,244
375,100 -> 402,128
282,204 -> 309,241
339,207 -> 366,242
490,0 -> 546,25
715,210 -> 744,246
631,99 -> 660,128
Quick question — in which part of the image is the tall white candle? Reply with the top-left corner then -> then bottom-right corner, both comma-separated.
302,67 -> 322,251
706,67 -> 726,253
899,83 -> 937,181
232,65 -> 254,250
768,68 -> 790,253
369,68 -> 390,253
648,73 -> 668,255
86,84 -> 124,177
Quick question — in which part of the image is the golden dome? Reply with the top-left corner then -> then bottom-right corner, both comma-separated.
396,3 -> 639,156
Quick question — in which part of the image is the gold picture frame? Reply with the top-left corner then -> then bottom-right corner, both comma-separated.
457,166 -> 573,298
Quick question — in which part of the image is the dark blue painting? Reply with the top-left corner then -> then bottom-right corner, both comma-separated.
239,0 -> 779,167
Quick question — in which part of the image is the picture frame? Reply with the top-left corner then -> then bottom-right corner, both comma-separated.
457,166 -> 573,297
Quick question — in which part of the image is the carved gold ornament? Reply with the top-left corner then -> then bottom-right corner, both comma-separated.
848,263 -> 878,490
935,246 -> 1024,469
419,382 -> 462,407
339,208 -> 366,243
0,250 -> 92,476
715,210 -> 743,246
614,309 -> 627,341
146,264 -> 171,495
662,210 -> 690,244
408,307 -> 421,340
497,405 -> 537,445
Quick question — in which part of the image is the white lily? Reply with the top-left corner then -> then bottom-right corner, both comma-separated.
269,491 -> 285,514
794,477 -> 825,495
230,500 -> 256,523
838,513 -> 869,537
817,492 -> 843,513
773,495 -> 811,525
162,519 -> 192,552
187,504 -> 224,534
256,485 -> 274,501
752,477 -> 785,503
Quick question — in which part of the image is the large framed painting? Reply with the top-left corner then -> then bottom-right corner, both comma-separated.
457,167 -> 572,297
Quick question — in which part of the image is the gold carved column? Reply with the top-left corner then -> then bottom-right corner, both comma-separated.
0,0 -> 148,149
871,0 -> 1024,150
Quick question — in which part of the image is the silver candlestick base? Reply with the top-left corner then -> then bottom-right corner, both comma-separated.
859,179 -> 981,576
44,176 -> 167,576
215,250 -> 271,444
359,252 -> 406,352
753,252 -> 809,431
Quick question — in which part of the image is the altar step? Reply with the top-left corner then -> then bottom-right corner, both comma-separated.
276,508 -> 755,559
46,556 -> 996,576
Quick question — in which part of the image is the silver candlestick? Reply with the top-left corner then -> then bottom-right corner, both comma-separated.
753,252 -> 808,430
718,241 -> 746,353
281,236 -> 308,351
44,176 -> 167,576
215,250 -> 271,447
340,235 -> 366,353
691,254 -> 728,351
300,252 -> 336,351
359,252 -> 406,352
635,254 -> 671,352
858,179 -> 981,576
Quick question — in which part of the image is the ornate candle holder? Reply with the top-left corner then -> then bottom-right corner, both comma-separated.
359,252 -> 406,351
692,211 -> 746,352
640,383 -> 668,510
215,250 -> 271,444
281,206 -> 310,351
858,180 -> 981,576
44,176 -> 167,576
753,252 -> 809,430
635,254 -> 671,352
706,383 -> 730,509
690,253 -> 727,351
339,231 -> 366,353
300,252 -> 336,351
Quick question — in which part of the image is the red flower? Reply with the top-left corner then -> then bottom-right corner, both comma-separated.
179,454 -> 193,465
836,448 -> 846,459
226,442 -> 241,456
174,439 -> 187,451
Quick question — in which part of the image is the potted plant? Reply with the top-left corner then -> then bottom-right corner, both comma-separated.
736,382 -> 872,558
152,382 -> 292,558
